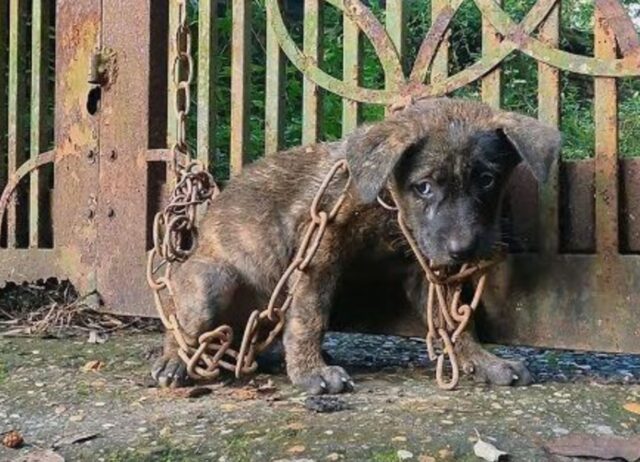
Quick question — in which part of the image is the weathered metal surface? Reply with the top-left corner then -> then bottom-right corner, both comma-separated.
302,0 -> 323,145
342,6 -> 361,136
481,253 -> 640,352
7,0 -> 28,248
267,0 -> 639,107
537,2 -> 560,254
384,0 -> 404,116
265,0 -> 285,154
594,4 -> 619,256
52,0 -> 101,294
429,0 -> 451,83
30,0 -> 52,248
560,160 -> 595,253
481,0 -> 502,109
620,159 -> 640,253
95,0 -> 153,316
0,2 -> 8,247
230,0 -> 251,175
198,0 -> 216,168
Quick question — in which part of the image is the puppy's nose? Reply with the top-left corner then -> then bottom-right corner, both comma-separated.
447,236 -> 477,262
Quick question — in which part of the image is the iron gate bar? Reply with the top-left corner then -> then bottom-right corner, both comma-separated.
342,5 -> 361,136
265,0 -> 286,155
230,0 -> 251,176
7,0 -> 27,249
302,0 -> 323,145
197,0 -> 217,171
537,0 -> 560,255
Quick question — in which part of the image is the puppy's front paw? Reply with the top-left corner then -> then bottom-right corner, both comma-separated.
464,354 -> 533,386
291,365 -> 354,395
151,355 -> 192,388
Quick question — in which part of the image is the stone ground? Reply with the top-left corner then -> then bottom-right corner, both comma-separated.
1,332 -> 640,462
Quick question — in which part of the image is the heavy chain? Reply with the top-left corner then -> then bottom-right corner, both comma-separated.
386,187 -> 501,389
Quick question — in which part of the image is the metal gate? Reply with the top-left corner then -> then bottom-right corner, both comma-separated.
1,0 -> 639,352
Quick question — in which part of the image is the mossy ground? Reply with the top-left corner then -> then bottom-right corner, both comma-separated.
1,333 -> 639,462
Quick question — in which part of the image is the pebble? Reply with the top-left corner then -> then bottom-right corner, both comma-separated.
397,449 -> 413,460
305,396 -> 348,413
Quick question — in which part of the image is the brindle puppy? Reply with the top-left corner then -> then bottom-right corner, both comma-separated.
152,97 -> 560,394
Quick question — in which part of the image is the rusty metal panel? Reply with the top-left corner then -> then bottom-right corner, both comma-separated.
620,158 -> 640,253
560,160 -> 595,253
95,0 -> 152,316
52,0 -> 101,293
482,253 -> 640,353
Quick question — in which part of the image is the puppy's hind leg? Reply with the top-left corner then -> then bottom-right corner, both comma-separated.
152,258 -> 238,388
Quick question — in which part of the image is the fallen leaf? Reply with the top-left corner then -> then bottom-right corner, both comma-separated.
474,437 -> 508,461
80,360 -> 104,372
623,402 -> 640,416
2,430 -> 24,448
287,445 -> 306,454
13,449 -> 65,462
285,422 -> 307,431
158,386 -> 212,399
418,456 -> 436,462
545,433 -> 640,461
52,432 -> 100,449
229,387 -> 258,401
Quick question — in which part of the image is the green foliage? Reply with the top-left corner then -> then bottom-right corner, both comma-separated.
191,0 -> 640,179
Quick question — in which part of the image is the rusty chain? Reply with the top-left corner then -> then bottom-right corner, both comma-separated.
386,187 -> 501,390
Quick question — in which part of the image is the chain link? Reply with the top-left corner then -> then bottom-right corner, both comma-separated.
387,186 -> 501,389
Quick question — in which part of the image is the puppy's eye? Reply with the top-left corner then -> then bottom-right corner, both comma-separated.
413,180 -> 434,199
479,172 -> 495,190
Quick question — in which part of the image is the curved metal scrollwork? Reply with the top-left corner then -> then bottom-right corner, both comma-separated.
266,0 -> 640,105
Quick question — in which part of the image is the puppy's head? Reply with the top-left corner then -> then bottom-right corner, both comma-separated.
346,97 -> 561,266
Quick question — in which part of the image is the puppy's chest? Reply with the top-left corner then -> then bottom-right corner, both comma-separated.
339,205 -> 403,256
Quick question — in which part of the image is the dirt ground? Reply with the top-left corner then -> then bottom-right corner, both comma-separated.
1,332 -> 640,462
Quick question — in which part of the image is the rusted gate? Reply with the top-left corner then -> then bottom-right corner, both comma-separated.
0,0 -> 639,352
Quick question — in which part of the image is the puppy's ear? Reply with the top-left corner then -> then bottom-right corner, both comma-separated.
496,113 -> 561,183
346,117 -> 424,203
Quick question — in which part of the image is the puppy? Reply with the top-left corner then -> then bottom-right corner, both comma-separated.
152,97 -> 560,393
